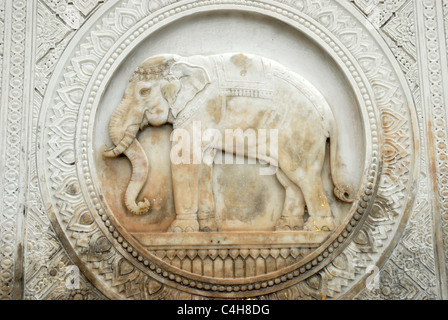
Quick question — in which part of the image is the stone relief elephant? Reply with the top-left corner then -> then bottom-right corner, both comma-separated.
104,53 -> 353,233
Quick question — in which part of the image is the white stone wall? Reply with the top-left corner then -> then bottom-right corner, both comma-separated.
0,0 -> 446,300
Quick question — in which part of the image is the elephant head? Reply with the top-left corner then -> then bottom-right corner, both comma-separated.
104,54 -> 210,215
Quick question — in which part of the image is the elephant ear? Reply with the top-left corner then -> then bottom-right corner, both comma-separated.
169,62 -> 210,118
161,81 -> 180,108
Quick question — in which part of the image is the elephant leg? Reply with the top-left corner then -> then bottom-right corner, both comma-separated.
168,136 -> 201,232
278,154 -> 335,232
198,147 -> 218,232
299,167 -> 335,232
275,169 -> 305,231
169,162 -> 200,232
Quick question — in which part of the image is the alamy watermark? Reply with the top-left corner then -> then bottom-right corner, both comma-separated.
65,265 -> 80,290
365,265 -> 380,291
170,121 -> 278,176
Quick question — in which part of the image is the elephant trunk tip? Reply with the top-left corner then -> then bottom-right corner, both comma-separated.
334,185 -> 354,203
126,197 -> 151,216
104,146 -> 120,158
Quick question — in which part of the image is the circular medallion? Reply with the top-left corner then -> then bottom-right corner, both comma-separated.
38,0 -> 418,299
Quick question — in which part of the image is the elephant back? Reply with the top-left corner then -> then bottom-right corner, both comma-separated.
213,53 -> 275,100
272,61 -> 334,135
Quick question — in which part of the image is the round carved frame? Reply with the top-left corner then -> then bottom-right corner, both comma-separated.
38,0 -> 418,299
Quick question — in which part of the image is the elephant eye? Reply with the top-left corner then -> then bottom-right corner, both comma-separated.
140,87 -> 152,96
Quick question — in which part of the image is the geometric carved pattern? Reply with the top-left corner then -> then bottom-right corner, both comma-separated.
36,3 -> 71,61
349,0 -> 382,15
350,0 -> 408,27
381,0 -> 418,93
0,0 -> 8,300
152,248 -> 309,279
0,1 -> 4,103
445,0 -> 448,55
353,0 -> 445,300
420,0 -> 448,298
0,0 -> 30,300
72,0 -> 104,16
34,0 -> 104,93
40,0 -> 104,28
350,0 -> 439,300
382,1 -> 416,59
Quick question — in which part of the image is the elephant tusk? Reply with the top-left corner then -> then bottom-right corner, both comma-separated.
140,111 -> 150,130
121,138 -> 150,216
103,146 -> 119,158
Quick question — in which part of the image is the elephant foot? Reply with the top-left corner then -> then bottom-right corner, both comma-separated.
304,217 -> 335,232
198,211 -> 218,232
168,215 -> 199,233
275,216 -> 304,231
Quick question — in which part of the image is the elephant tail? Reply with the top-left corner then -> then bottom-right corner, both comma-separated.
329,116 -> 354,204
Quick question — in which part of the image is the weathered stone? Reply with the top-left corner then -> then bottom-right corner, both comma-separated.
0,0 -> 446,301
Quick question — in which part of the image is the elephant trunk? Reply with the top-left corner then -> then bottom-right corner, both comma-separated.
123,140 -> 151,215
104,98 -> 151,215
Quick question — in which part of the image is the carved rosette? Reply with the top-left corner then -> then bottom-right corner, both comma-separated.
37,0 -> 418,299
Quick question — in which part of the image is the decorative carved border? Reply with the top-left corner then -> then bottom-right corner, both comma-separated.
416,0 -> 448,299
24,0 -> 110,301
349,0 -> 441,300
37,0 -> 418,299
0,0 -> 33,300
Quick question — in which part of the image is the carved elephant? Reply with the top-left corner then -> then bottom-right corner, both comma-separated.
104,53 -> 353,232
